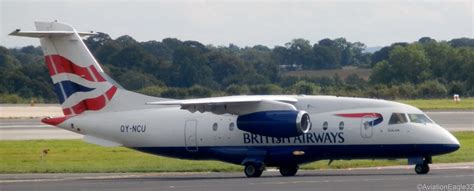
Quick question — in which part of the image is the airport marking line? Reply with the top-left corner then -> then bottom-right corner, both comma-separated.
1,166 -> 473,184
0,172 -> 211,184
252,174 -> 474,186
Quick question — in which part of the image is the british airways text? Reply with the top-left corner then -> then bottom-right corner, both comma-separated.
243,132 -> 344,144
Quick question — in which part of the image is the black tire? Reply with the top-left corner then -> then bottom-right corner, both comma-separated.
244,163 -> 263,178
279,165 -> 298,176
415,164 -> 429,174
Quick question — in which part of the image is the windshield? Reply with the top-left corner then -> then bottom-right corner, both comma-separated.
408,114 -> 433,124
389,113 -> 408,125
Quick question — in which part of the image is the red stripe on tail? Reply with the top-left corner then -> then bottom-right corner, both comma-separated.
41,116 -> 72,126
63,86 -> 117,115
47,55 -> 95,82
89,65 -> 106,82
105,86 -> 118,100
44,56 -> 56,75
62,108 -> 72,116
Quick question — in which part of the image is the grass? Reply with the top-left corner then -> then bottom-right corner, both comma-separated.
0,132 -> 472,173
398,98 -> 474,110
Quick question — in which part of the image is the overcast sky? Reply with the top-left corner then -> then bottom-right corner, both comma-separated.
1,0 -> 473,48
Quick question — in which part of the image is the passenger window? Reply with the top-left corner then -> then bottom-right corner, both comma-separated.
339,121 -> 344,130
389,113 -> 408,125
229,122 -> 235,131
212,123 -> 218,131
323,122 -> 328,131
408,114 -> 432,124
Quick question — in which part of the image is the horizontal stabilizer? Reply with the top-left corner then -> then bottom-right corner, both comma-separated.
83,135 -> 122,147
9,30 -> 95,38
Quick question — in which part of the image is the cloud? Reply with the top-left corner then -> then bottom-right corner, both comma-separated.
1,0 -> 472,48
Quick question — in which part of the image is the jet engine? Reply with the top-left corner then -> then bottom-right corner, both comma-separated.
237,110 -> 311,137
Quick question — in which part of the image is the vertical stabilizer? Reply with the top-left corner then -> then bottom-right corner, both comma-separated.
10,21 -> 165,116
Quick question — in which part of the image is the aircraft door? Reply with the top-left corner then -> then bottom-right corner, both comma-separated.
184,120 -> 198,152
360,116 -> 373,138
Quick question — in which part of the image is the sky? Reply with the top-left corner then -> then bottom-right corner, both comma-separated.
1,0 -> 473,48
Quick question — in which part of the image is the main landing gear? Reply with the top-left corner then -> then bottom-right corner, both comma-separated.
414,156 -> 431,175
244,162 -> 300,177
244,162 -> 264,178
279,165 -> 299,176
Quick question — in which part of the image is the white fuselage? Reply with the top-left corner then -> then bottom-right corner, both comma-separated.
56,95 -> 460,166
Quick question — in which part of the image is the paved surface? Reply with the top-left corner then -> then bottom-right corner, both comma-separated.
425,111 -> 473,132
0,111 -> 471,140
0,118 -> 82,140
0,104 -> 62,118
1,163 -> 473,191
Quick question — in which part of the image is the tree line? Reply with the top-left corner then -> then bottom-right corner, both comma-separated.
0,34 -> 473,103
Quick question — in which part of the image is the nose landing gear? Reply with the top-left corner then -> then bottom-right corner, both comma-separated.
414,156 -> 432,174
415,164 -> 430,174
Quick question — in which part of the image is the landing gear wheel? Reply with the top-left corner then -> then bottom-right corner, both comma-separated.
244,163 -> 263,178
279,165 -> 299,176
415,164 -> 430,174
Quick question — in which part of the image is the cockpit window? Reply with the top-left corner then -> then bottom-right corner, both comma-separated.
389,113 -> 408,125
408,114 -> 433,124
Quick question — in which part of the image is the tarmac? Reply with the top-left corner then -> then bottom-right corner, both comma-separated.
1,163 -> 473,191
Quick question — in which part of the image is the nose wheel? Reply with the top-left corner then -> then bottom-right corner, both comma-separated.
414,156 -> 431,174
415,164 -> 430,174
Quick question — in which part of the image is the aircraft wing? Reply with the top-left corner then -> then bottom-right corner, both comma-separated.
146,95 -> 298,115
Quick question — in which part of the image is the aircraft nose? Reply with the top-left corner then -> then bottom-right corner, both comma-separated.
442,127 -> 460,152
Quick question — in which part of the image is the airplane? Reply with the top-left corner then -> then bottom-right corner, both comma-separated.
10,21 -> 460,177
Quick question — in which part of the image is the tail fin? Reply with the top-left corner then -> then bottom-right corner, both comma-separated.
10,21 -> 162,115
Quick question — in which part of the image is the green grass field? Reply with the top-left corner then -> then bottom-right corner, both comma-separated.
398,98 -> 474,110
0,132 -> 472,173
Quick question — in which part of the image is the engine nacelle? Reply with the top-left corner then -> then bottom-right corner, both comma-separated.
237,110 -> 311,138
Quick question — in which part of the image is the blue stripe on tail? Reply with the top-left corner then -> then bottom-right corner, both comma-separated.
53,81 -> 95,104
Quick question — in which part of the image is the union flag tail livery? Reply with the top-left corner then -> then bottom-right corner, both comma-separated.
36,22 -> 118,115
10,21 -> 460,177
11,22 -> 158,116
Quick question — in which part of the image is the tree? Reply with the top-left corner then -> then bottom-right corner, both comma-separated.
417,80 -> 447,98
186,85 -> 213,98
250,84 -> 283,94
286,39 -> 314,70
418,37 -> 436,44
312,44 -> 340,69
207,50 -> 246,87
372,44 -> 430,84
289,81 -> 320,95
449,38 -> 474,48
172,45 -> 212,87
84,32 -> 112,53
114,70 -> 161,90
226,84 -> 250,95
422,42 -> 453,79
0,46 -> 20,69
370,61 -> 393,84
